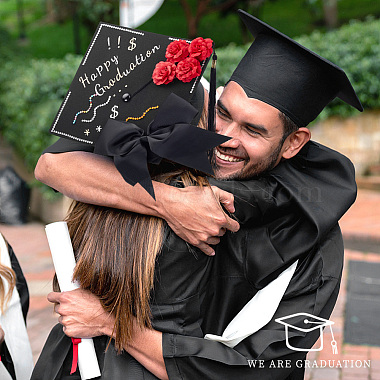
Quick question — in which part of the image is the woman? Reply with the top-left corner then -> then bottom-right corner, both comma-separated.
31,37 -> 232,377
64,101 -> 215,353
0,232 -> 33,380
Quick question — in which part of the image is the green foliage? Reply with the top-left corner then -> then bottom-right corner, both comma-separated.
1,0 -> 379,59
209,17 -> 380,121
296,16 -> 380,120
0,17 -> 379,199
72,0 -> 119,34
0,54 -> 81,199
25,21 -> 92,59
0,27 -> 19,61
0,0 -> 44,32
205,43 -> 250,85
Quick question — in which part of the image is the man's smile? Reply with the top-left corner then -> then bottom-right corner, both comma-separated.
214,147 -> 245,163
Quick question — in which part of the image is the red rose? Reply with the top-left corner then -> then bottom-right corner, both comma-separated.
152,61 -> 177,85
165,40 -> 189,63
189,37 -> 213,61
176,57 -> 202,83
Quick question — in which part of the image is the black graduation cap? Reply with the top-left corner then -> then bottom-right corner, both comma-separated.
49,23 -> 228,197
229,10 -> 363,127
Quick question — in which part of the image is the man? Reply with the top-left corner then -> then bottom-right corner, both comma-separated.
35,11 -> 361,379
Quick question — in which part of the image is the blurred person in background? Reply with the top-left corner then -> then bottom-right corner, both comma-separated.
0,231 -> 33,380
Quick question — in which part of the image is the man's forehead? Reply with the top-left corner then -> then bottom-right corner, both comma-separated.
221,81 -> 283,128
223,82 -> 279,110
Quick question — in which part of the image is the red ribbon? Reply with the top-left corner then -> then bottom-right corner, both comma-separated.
70,338 -> 82,374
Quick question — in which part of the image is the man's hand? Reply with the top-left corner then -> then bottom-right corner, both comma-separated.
47,289 -> 115,338
48,290 -> 168,379
36,151 -> 240,256
157,185 -> 240,256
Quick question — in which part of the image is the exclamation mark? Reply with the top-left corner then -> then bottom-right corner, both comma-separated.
117,36 -> 121,49
107,37 -> 111,50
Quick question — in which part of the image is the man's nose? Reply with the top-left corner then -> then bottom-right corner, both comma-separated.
216,121 -> 241,148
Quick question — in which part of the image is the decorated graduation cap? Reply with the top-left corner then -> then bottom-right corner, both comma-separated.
229,10 -> 363,127
275,312 -> 338,354
50,22 -> 227,197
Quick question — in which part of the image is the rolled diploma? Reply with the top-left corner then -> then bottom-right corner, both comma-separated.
45,222 -> 101,380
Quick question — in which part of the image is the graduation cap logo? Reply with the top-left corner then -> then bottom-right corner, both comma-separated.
275,312 -> 338,354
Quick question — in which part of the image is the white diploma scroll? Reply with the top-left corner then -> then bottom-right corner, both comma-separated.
45,222 -> 101,380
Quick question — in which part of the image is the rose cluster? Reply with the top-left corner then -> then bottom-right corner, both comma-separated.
152,37 -> 213,85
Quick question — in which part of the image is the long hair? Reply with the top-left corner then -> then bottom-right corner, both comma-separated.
0,237 -> 16,313
54,106 -> 210,352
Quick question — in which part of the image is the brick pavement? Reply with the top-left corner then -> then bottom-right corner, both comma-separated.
304,189 -> 380,380
340,189 -> 380,242
304,247 -> 380,380
0,188 -> 379,378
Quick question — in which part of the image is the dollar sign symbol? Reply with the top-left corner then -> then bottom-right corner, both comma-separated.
110,105 -> 119,119
128,37 -> 136,51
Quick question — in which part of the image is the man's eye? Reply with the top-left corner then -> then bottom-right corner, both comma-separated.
216,108 -> 229,119
245,127 -> 261,136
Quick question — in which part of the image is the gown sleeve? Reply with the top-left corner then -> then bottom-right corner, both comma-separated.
208,141 -> 356,288
42,137 -> 94,154
162,224 -> 344,380
209,141 -> 356,229
161,142 -> 356,379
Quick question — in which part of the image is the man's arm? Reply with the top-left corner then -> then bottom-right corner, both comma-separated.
35,151 -> 239,255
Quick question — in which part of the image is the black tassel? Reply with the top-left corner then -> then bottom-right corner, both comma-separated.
208,44 -> 217,132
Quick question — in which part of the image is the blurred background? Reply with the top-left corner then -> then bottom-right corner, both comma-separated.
0,1 -> 380,379
1,0 -> 380,221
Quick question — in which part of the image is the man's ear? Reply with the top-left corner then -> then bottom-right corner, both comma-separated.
281,127 -> 311,159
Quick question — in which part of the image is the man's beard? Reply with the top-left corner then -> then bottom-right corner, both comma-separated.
212,139 -> 284,180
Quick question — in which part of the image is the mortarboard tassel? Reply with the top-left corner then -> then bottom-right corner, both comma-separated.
208,44 -> 217,132
70,338 -> 82,374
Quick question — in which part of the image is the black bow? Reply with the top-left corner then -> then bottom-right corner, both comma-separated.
94,93 -> 229,198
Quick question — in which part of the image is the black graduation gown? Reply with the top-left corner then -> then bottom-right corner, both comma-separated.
32,139 -> 356,380
0,240 -> 30,380
162,141 -> 356,379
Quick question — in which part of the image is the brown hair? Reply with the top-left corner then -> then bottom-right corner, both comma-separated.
54,105 -> 210,352
0,237 -> 16,313
279,111 -> 299,143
